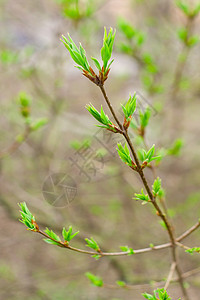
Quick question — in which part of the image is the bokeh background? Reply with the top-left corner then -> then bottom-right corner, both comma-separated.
0,0 -> 200,299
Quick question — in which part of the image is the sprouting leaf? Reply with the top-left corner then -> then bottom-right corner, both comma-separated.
116,280 -> 126,287
121,93 -> 137,120
30,118 -> 48,131
138,145 -> 160,166
152,177 -> 162,197
18,202 -> 37,231
62,226 -> 79,242
185,247 -> 200,255
134,189 -> 150,202
85,237 -> 100,251
61,34 -> 92,75
117,143 -> 133,166
120,246 -> 135,255
142,288 -> 173,299
91,57 -> 101,71
86,104 -> 116,131
139,108 -> 151,129
85,272 -> 103,287
167,138 -> 184,156
44,228 -> 61,242
101,27 -> 116,73
43,239 -> 61,246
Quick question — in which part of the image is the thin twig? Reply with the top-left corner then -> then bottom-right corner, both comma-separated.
99,85 -> 190,300
164,262 -> 176,290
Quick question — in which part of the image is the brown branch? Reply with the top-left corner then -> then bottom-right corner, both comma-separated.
98,85 -> 190,299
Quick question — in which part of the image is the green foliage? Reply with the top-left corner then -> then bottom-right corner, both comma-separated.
139,108 -> 151,129
19,202 -> 37,231
167,138 -> 184,156
101,27 -> 116,73
43,228 -> 61,245
55,0 -> 96,20
177,27 -> 200,47
61,34 -> 92,74
18,92 -> 31,118
138,145 -> 160,165
85,272 -> 103,287
185,247 -> 200,255
134,189 -> 149,202
121,93 -> 137,120
30,118 -> 48,131
118,17 -> 145,46
86,104 -> 117,132
0,49 -> 18,64
120,246 -> 135,255
117,143 -> 133,166
152,177 -> 162,197
85,237 -> 100,251
61,28 -> 115,83
142,288 -> 176,300
176,0 -> 200,18
62,226 -> 79,243
116,280 -> 126,287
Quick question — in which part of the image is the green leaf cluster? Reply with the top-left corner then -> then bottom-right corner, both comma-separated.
101,27 -> 115,73
139,107 -> 151,129
134,189 -> 149,202
44,228 -> 61,245
176,0 -> 200,18
118,18 -> 145,47
185,247 -> 200,255
152,177 -> 162,197
62,226 -> 79,243
120,246 -> 135,255
142,288 -> 176,300
19,202 -> 36,231
167,138 -> 184,156
85,237 -> 100,251
116,280 -> 126,287
61,34 -> 92,74
121,93 -> 137,120
85,272 -> 103,287
138,145 -> 160,164
56,0 -> 96,20
117,143 -> 133,166
18,92 -> 31,118
30,118 -> 48,131
86,104 -> 115,131
0,49 -> 18,65
178,28 -> 200,47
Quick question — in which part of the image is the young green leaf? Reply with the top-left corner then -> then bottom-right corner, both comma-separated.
85,272 -> 103,287
18,202 -> 37,231
30,118 -> 48,131
185,247 -> 200,255
61,34 -> 92,75
142,288 -> 173,300
44,228 -> 61,242
121,93 -> 137,120
85,237 -> 100,252
152,177 -> 162,197
120,246 -> 135,255
134,189 -> 150,202
101,27 -> 116,73
116,280 -> 126,287
167,138 -> 184,156
86,104 -> 117,132
62,226 -> 79,243
117,143 -> 133,166
139,108 -> 151,129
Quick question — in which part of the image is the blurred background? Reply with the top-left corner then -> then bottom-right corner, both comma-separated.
0,0 -> 200,299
